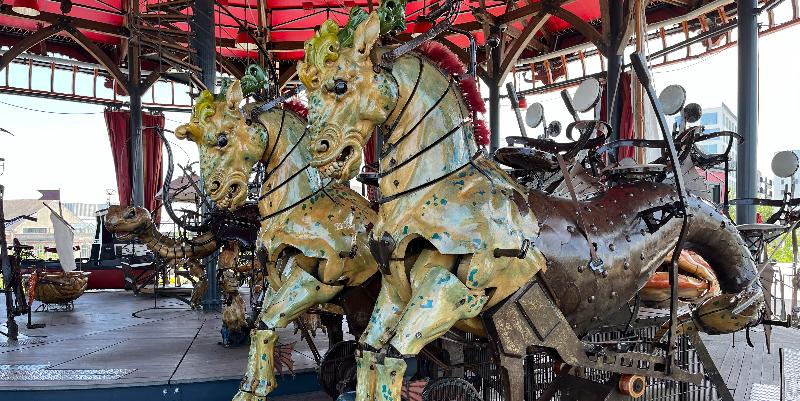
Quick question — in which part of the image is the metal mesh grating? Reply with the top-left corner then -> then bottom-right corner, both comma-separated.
0,338 -> 46,347
0,364 -> 135,380
425,326 -> 724,401
784,348 -> 800,401
524,326 -> 721,401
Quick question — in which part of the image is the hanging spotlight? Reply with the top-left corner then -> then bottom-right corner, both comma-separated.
11,0 -> 41,16
236,27 -> 257,51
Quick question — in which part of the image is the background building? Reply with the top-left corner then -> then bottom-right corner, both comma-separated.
3,200 -> 95,258
666,103 -> 739,203
758,171 -> 774,199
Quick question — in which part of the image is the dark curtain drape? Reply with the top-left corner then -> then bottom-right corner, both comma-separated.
143,113 -> 164,224
105,110 -> 132,207
104,110 -> 164,224
601,72 -> 635,160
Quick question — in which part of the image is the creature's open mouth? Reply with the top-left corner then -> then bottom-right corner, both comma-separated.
640,250 -> 720,306
113,231 -> 136,242
318,143 -> 361,182
210,175 -> 248,210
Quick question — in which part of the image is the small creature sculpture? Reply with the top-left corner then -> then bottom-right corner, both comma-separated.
105,205 -> 218,308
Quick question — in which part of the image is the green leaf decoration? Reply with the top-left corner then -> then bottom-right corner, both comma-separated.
241,64 -> 268,97
377,0 -> 407,35
338,6 -> 370,48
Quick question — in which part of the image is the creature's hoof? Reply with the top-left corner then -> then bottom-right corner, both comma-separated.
232,390 -> 266,401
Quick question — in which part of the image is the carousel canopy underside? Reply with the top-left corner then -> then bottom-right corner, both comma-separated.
0,0 -> 798,108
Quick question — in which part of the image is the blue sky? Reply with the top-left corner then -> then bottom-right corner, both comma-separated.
1,25 -> 799,203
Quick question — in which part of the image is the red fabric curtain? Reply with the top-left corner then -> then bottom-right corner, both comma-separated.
142,113 -> 164,224
104,110 -> 164,224
105,110 -> 132,207
617,73 -> 635,160
600,72 -> 635,160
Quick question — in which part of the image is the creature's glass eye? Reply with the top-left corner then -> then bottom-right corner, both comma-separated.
217,133 -> 229,148
333,80 -> 348,95
125,209 -> 136,219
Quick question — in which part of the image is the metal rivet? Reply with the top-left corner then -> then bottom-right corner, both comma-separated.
588,296 -> 595,303
611,291 -> 617,298
609,243 -> 615,251
623,261 -> 630,270
415,332 -> 422,338
577,265 -> 584,272
625,235 -> 631,242
393,179 -> 399,187
567,225 -> 576,233
640,252 -> 645,260
602,270 -> 609,278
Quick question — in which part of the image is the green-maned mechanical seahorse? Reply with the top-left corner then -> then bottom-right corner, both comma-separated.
175,78 -> 378,401
299,10 -> 765,401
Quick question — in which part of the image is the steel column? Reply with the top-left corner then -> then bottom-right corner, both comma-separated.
736,0 -> 759,224
191,0 -> 221,311
605,0 -> 624,141
128,29 -> 145,208
489,29 -> 502,152
191,0 -> 217,89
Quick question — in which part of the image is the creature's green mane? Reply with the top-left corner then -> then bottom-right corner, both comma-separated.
302,0 -> 406,78
190,65 -> 269,122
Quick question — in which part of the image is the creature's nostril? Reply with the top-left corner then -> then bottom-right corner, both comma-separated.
315,140 -> 330,154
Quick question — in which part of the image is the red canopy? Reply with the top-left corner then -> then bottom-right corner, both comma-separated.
0,0 -> 612,62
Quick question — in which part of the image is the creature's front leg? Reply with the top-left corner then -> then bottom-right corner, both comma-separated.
234,253 -> 343,401
357,250 -> 487,401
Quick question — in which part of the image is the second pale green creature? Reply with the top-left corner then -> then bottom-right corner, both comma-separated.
175,80 -> 378,401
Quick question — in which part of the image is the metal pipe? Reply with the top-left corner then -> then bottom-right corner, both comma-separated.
128,36 -> 145,208
505,82 -> 527,137
736,0 -> 759,224
489,39 -> 501,152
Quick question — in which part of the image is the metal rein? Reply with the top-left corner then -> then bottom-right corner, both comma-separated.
374,50 -> 482,203
243,94 -> 333,220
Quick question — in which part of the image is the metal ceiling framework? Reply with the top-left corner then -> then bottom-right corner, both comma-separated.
0,1 -> 795,109
0,0 -> 798,218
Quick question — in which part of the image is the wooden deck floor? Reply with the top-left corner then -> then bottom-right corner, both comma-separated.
0,290 -> 335,393
702,326 -> 799,401
0,290 -> 798,401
